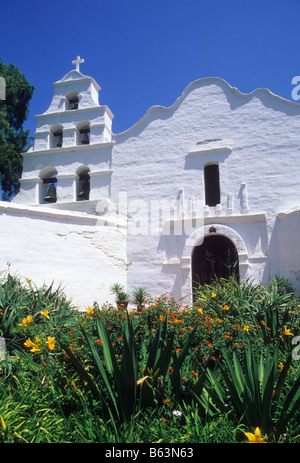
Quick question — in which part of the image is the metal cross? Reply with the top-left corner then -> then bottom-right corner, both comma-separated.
72,55 -> 84,72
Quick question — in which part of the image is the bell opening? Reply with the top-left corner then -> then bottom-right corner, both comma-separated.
53,131 -> 63,148
77,174 -> 90,201
79,128 -> 90,145
69,97 -> 78,110
43,183 -> 57,203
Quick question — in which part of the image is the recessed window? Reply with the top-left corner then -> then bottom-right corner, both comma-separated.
204,163 -> 220,207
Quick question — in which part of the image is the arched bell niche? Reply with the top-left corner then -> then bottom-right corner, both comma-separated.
65,90 -> 79,110
50,124 -> 63,149
76,121 -> 90,145
39,166 -> 58,204
76,165 -> 90,201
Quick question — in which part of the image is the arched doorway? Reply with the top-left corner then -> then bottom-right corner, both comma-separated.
192,234 -> 239,291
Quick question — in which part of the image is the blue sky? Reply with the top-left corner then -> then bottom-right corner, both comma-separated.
1,0 -> 300,135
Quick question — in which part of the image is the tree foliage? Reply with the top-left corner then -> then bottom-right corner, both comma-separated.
0,58 -> 34,200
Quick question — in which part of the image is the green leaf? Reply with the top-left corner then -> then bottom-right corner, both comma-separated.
58,341 -> 101,403
80,323 -> 120,420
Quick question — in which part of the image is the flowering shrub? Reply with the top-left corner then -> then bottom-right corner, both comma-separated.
0,273 -> 299,442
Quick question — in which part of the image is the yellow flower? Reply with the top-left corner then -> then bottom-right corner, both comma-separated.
40,310 -> 49,318
26,278 -> 32,283
242,325 -> 250,331
244,427 -> 267,443
86,306 -> 94,315
19,319 -> 28,328
198,308 -> 203,315
19,315 -> 34,327
283,326 -> 293,336
211,292 -> 216,298
47,336 -> 56,350
24,338 -> 41,352
279,362 -> 284,371
137,376 -> 150,385
222,305 -> 230,311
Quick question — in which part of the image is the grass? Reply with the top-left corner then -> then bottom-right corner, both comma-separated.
0,273 -> 299,443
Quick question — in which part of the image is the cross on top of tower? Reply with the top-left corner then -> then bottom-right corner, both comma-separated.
72,55 -> 84,72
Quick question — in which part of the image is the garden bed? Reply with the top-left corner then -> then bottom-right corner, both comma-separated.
0,274 -> 299,443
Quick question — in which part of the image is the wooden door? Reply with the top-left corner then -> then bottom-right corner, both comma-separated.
192,235 -> 239,291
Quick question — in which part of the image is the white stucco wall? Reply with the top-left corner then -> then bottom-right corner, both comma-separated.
109,78 -> 300,300
0,203 -> 127,307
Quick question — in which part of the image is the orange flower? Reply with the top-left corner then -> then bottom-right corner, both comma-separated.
162,398 -> 170,404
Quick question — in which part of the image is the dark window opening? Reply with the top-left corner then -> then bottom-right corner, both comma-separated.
204,164 -> 220,207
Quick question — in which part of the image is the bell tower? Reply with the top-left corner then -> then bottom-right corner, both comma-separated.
15,56 -> 114,210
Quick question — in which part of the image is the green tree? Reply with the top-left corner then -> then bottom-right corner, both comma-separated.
0,58 -> 34,200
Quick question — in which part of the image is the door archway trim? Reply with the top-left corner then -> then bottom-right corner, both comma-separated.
182,223 -> 249,267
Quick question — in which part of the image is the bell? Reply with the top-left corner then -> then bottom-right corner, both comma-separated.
77,180 -> 90,201
44,184 -> 57,203
81,132 -> 90,144
56,134 -> 62,147
69,98 -> 78,110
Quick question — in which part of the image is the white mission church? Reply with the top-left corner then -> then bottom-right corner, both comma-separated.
1,56 -> 300,307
